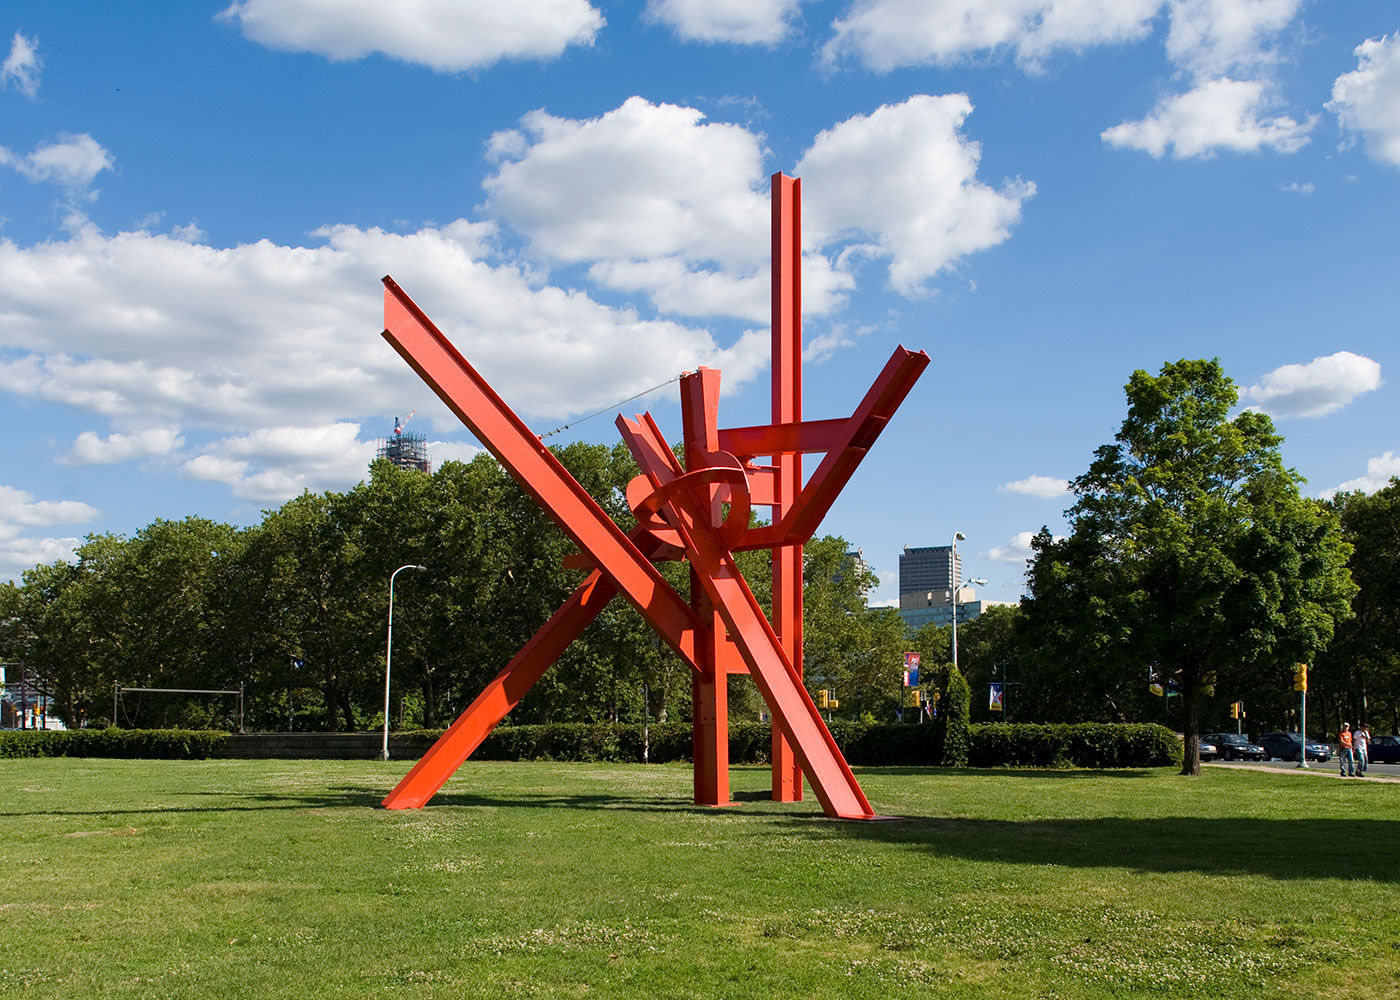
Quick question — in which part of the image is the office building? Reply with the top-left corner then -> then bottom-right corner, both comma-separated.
899,544 -> 960,597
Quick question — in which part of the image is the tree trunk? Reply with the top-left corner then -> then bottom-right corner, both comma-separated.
338,690 -> 356,732
1179,673 -> 1201,776
325,676 -> 341,732
421,661 -> 436,729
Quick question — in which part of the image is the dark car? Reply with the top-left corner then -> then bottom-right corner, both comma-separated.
1197,738 -> 1218,761
1204,732 -> 1267,761
1367,734 -> 1400,764
1257,731 -> 1332,762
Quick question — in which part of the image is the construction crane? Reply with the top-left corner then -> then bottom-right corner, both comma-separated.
393,409 -> 416,436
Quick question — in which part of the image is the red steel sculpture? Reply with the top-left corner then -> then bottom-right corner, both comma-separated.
380,173 -> 929,820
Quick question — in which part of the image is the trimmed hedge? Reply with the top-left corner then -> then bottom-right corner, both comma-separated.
401,720 -> 1180,769
0,728 -> 229,759
968,722 -> 1183,769
0,722 -> 1179,768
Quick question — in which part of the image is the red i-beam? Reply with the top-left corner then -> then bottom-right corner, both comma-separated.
379,173 -> 928,819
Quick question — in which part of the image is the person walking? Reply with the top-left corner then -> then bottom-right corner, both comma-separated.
1338,723 -> 1355,777
1354,724 -> 1370,775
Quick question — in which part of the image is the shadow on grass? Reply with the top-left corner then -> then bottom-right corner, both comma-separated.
781,813 -> 1400,883
0,786 -> 714,818
858,766 -> 1163,780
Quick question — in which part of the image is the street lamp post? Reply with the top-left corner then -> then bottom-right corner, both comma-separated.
382,564 -> 427,762
948,532 -> 987,675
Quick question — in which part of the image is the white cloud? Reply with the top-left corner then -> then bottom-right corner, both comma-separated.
1093,2 -> 1313,161
1101,77 -> 1313,158
0,535 -> 85,582
645,0 -> 799,45
62,427 -> 185,465
0,133 -> 115,191
171,222 -> 207,243
0,94 -> 1035,514
1322,452 -> 1400,498
0,485 -> 98,527
1327,32 -> 1400,169
220,0 -> 604,72
1242,351 -> 1382,419
795,94 -> 1035,296
822,0 -> 1162,72
426,440 -> 485,466
998,475 -> 1070,499
1164,0 -> 1301,80
1279,180 -> 1313,194
0,219 -> 768,453
0,484 -> 97,580
182,422 -> 379,501
1,30 -> 41,98
484,95 -> 1030,312
483,99 -> 773,286
986,530 -> 1041,564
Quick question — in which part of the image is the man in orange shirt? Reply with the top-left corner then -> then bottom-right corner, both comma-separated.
1338,723 -> 1355,777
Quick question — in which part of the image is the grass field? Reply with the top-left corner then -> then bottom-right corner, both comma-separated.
1,759 -> 1396,999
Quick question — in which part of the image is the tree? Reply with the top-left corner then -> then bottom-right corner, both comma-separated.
1022,359 -> 1356,774
952,605 -> 1027,721
800,537 -> 907,720
1319,479 -> 1400,734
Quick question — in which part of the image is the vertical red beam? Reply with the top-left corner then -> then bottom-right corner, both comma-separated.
680,368 -> 729,806
771,172 -> 803,801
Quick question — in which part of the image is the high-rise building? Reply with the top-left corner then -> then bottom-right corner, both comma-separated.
899,544 -> 960,597
896,543 -> 1013,634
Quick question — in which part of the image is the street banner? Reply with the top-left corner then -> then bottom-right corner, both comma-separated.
903,651 -> 920,688
989,682 -> 1005,712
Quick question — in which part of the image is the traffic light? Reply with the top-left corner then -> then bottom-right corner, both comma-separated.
904,688 -> 921,708
816,688 -> 830,708
1230,702 -> 1239,719
1293,664 -> 1308,692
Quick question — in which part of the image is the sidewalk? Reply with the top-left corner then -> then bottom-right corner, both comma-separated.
1205,761 -> 1400,782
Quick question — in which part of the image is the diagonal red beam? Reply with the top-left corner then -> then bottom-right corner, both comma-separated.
382,569 -> 617,809
382,528 -> 698,810
381,276 -> 702,665
733,345 -> 929,551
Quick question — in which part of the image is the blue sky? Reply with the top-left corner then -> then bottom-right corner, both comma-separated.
1,1 -> 1397,609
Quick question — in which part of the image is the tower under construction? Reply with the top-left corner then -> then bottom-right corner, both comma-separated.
375,412 -> 431,474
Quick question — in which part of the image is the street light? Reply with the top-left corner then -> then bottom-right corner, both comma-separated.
382,563 -> 427,761
948,531 -> 987,675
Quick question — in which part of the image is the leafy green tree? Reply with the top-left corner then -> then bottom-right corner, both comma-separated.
1022,359 -> 1356,773
1320,479 -> 1400,734
799,537 -> 907,720
952,605 -> 1027,721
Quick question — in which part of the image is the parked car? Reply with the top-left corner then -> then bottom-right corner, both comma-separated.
1257,731 -> 1332,762
1367,734 -> 1400,764
1198,738 -> 1218,761
1204,733 -> 1267,761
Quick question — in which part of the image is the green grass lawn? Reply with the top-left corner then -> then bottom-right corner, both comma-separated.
1,759 -> 1396,999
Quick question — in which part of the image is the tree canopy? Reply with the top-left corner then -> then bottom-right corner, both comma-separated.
1,446 -> 906,733
1021,359 -> 1356,773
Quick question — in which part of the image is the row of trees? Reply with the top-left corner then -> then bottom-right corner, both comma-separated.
3,359 -> 1394,779
0,443 -> 909,733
